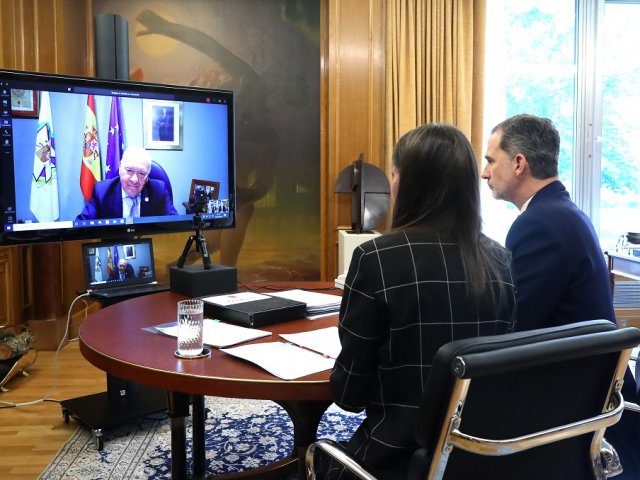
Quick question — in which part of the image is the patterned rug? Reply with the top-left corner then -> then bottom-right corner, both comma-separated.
39,396 -> 364,479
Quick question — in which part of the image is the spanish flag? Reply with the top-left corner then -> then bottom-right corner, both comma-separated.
107,247 -> 114,277
80,94 -> 101,201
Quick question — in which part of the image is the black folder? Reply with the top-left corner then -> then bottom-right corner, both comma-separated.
202,295 -> 307,328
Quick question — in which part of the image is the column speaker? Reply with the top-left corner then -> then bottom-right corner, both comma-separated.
94,13 -> 130,80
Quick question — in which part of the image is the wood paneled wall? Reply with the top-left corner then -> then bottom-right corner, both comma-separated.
323,0 -> 387,280
0,0 -> 93,75
1,0 -> 387,329
0,0 -> 94,328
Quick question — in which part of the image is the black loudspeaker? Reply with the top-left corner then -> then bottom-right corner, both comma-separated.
94,13 -> 130,80
106,374 -> 139,399
170,264 -> 238,298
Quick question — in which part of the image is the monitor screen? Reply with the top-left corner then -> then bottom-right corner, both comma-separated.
81,237 -> 159,290
0,69 -> 236,245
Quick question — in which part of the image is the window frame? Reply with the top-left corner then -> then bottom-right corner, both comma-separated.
575,0 -> 640,241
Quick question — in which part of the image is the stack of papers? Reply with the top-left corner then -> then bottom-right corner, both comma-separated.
154,319 -> 271,348
268,289 -> 342,319
221,326 -> 341,380
280,326 -> 341,359
221,342 -> 335,380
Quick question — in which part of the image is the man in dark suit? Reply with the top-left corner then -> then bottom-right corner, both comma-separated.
482,114 -> 613,330
108,258 -> 135,281
482,113 -> 639,478
76,146 -> 178,221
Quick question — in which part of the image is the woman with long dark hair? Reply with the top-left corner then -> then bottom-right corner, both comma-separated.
330,123 -> 517,479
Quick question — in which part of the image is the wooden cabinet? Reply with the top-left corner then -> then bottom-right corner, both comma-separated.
0,249 -> 13,325
0,246 -> 28,326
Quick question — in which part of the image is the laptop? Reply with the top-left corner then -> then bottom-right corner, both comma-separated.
82,238 -> 169,300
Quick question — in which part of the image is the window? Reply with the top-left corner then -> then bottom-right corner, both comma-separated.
599,2 -> 640,248
482,0 -> 640,249
482,0 -> 576,244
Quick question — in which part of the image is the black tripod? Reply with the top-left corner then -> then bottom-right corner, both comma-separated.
176,211 -> 212,269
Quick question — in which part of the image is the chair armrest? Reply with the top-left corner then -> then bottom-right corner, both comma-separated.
449,391 -> 624,456
305,439 -> 378,480
624,401 -> 640,413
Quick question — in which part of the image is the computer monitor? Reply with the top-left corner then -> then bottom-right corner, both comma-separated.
0,68 -> 236,245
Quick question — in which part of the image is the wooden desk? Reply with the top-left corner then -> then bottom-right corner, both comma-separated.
607,251 -> 640,285
78,283 -> 340,479
607,252 -> 640,329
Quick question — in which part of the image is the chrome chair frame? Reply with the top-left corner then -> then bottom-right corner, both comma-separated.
305,321 -> 640,480
427,357 -> 629,480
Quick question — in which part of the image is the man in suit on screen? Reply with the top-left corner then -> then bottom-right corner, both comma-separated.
76,146 -> 178,221
108,258 -> 135,281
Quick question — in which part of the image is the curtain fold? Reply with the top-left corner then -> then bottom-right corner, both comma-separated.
385,0 -> 486,169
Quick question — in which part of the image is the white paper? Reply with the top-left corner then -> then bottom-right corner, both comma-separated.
220,342 -> 335,380
155,319 -> 271,348
268,289 -> 341,308
268,289 -> 341,318
202,291 -> 271,307
280,326 -> 341,359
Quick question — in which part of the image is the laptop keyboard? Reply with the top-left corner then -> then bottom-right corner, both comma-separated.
94,283 -> 168,297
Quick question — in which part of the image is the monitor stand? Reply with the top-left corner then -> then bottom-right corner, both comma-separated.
59,296 -> 167,450
60,375 -> 167,450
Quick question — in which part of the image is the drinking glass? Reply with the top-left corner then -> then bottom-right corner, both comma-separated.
177,299 -> 204,357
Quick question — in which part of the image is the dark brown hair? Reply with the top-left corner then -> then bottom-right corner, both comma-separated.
391,123 -> 508,304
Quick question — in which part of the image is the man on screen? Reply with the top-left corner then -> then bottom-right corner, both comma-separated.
76,146 -> 178,221
109,259 -> 135,281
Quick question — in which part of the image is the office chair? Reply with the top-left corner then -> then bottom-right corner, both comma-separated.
148,160 -> 173,203
306,320 -> 640,480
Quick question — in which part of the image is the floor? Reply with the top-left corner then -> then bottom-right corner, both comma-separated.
0,341 -> 105,480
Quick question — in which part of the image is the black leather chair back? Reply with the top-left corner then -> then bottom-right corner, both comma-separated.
410,319 -> 640,480
149,160 -> 173,203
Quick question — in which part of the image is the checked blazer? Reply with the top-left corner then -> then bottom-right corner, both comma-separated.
330,229 -> 517,479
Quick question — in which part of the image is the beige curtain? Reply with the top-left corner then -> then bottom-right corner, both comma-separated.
385,0 -> 486,167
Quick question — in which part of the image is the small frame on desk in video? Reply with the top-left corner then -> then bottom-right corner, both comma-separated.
189,179 -> 223,214
190,179 -> 220,201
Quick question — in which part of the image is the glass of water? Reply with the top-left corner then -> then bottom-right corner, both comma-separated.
176,299 -> 204,357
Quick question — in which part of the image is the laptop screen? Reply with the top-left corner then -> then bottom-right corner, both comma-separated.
82,238 -> 158,291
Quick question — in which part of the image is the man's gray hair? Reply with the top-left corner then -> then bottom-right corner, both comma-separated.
491,114 -> 560,179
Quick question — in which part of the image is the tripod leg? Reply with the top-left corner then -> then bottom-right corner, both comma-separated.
198,234 -> 212,270
176,235 -> 196,268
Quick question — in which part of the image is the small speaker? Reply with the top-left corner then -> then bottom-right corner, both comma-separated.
106,374 -> 139,399
170,264 -> 238,298
94,13 -> 130,80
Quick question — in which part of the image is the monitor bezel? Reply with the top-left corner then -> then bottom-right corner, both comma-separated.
0,68 -> 236,246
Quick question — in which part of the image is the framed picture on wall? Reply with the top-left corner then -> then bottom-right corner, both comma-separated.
123,244 -> 136,259
10,89 -> 38,117
142,99 -> 183,150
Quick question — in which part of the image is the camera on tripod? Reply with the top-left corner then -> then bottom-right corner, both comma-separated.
189,187 -> 208,214
177,187 -> 212,270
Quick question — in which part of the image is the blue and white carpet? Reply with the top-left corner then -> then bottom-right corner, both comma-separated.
39,396 -> 364,479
